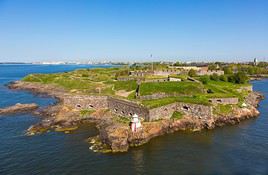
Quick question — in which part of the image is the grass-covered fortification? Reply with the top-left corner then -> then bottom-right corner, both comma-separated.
22,65 -> 252,111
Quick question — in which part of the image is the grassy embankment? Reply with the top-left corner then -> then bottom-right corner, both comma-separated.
22,67 -> 138,96
140,80 -> 250,109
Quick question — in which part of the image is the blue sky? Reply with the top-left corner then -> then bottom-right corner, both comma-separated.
0,0 -> 267,62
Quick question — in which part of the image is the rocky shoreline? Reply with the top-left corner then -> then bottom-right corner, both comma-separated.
7,80 -> 264,153
0,103 -> 39,116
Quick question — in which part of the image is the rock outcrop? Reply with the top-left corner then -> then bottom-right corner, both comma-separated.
90,92 -> 264,152
7,81 -> 265,153
0,103 -> 39,115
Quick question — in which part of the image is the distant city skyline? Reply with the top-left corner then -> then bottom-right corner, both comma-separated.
0,0 -> 267,62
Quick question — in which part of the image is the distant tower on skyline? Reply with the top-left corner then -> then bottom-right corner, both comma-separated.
254,58 -> 258,66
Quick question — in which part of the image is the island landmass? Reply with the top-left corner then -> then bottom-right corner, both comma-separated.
6,61 -> 267,152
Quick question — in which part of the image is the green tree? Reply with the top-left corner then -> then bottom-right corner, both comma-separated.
234,71 -> 248,84
188,69 -> 197,77
208,64 -> 218,70
200,75 -> 210,84
210,73 -> 219,81
223,66 -> 233,74
219,75 -> 228,82
228,75 -> 236,83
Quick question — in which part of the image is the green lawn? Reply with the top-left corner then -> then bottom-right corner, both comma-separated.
213,104 -> 233,116
142,95 -> 210,109
203,80 -> 250,102
139,81 -> 203,96
22,67 -> 128,95
114,80 -> 137,91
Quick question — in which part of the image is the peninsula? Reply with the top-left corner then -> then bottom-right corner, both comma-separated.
8,61 -> 266,152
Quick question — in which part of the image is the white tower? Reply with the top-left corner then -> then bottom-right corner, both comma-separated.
131,114 -> 142,132
254,58 -> 258,66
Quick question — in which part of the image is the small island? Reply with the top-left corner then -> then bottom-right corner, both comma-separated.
8,61 -> 266,152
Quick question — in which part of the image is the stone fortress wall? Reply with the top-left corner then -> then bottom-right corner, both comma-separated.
63,94 -> 237,122
63,95 -> 109,109
148,102 -> 213,121
208,98 -> 238,105
107,97 -> 149,121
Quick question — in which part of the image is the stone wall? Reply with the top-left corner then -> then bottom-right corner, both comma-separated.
208,98 -> 238,105
148,103 -> 177,121
153,70 -> 181,76
138,93 -> 171,100
129,71 -> 153,77
63,94 -> 214,122
107,97 -> 149,121
63,95 -> 108,109
143,78 -> 169,83
148,102 -> 213,121
117,77 -> 137,81
237,86 -> 253,92
176,102 -> 212,119
197,70 -> 224,76
138,93 -> 189,100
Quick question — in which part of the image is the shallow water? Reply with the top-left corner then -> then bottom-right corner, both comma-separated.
0,64 -> 267,175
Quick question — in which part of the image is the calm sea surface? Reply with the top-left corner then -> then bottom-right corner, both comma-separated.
0,64 -> 267,175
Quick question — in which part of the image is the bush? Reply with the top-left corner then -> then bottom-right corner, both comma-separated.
227,71 -> 248,84
200,76 -> 210,84
208,64 -> 218,70
210,73 -> 219,81
223,66 -> 233,74
188,69 -> 197,77
234,71 -> 248,84
219,75 -> 228,82
228,75 -> 236,83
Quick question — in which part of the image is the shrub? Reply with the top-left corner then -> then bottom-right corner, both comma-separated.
228,75 -> 236,83
219,75 -> 228,82
188,69 -> 197,77
210,73 -> 219,81
200,75 -> 210,84
208,64 -> 218,70
223,66 -> 233,74
234,71 -> 248,84
227,71 -> 248,84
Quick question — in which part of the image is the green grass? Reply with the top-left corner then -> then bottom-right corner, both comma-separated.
114,80 -> 137,91
169,74 -> 188,80
171,111 -> 184,120
142,97 -> 178,108
22,67 -> 128,95
142,95 -> 210,109
80,109 -> 95,117
22,67 -> 251,107
204,80 -> 250,102
139,81 -> 203,96
213,104 -> 233,116
113,116 -> 131,124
